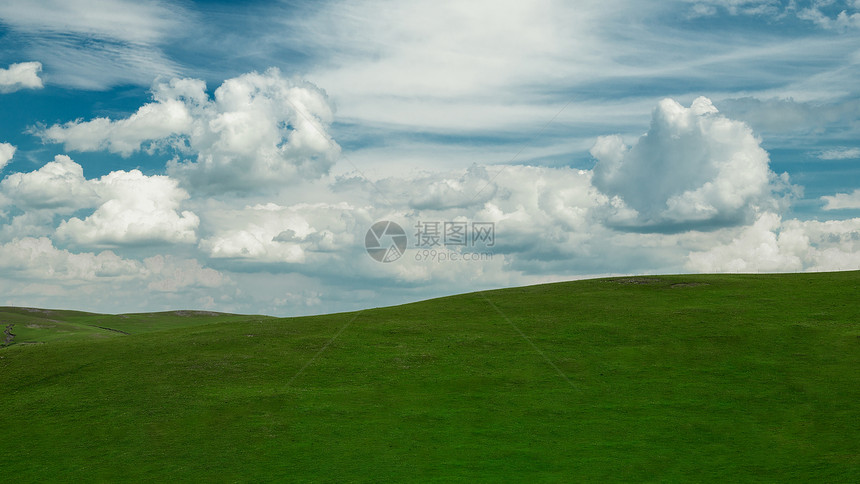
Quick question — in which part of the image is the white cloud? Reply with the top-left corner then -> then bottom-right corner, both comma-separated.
821,188 -> 860,210
0,237 -> 232,313
199,201 -> 369,263
0,62 -> 43,93
39,70 -> 341,193
338,163 -> 612,269
1,155 -> 197,246
0,237 -> 141,281
591,97 -> 792,231
38,91 -> 196,156
0,155 -> 99,212
56,169 -> 199,246
687,213 -> 860,272
819,147 -> 860,160
291,0 -> 656,133
685,213 -> 805,272
0,143 -> 15,171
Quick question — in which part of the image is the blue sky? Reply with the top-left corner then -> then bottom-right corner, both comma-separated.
0,0 -> 858,315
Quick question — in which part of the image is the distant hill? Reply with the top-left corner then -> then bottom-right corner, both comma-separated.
1,272 -> 858,481
0,306 -> 272,346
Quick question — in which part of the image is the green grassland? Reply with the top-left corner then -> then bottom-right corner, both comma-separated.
0,307 -> 273,345
1,272 -> 858,482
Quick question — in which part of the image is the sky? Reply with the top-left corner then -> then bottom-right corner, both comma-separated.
0,0 -> 858,316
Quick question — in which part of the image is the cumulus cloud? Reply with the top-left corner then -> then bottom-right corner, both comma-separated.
199,202 -> 369,263
0,236 -> 231,313
338,163 -> 610,270
821,188 -> 860,210
685,213 -> 804,272
38,86 -> 196,156
591,96 -> 792,232
0,143 -> 15,171
0,237 -> 141,281
39,69 -> 341,193
0,62 -> 43,93
0,155 -> 99,211
687,213 -> 860,272
56,169 -> 199,246
1,155 -> 197,246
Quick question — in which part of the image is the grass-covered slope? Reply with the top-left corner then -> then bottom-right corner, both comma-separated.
1,272 -> 858,482
0,307 -> 272,345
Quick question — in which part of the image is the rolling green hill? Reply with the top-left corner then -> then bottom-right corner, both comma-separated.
1,272 -> 858,482
0,306 -> 274,346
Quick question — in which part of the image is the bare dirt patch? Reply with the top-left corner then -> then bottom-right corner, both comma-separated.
612,277 -> 661,285
670,282 -> 710,288
21,308 -> 55,315
172,310 -> 222,317
3,324 -> 14,345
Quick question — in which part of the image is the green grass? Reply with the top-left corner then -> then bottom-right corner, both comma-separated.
1,272 -> 858,482
0,307 -> 272,345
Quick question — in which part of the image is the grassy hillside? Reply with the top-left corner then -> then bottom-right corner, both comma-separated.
1,272 -> 858,482
0,307 -> 273,345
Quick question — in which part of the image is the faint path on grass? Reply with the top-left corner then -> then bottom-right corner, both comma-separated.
479,292 -> 579,391
90,325 -> 130,335
285,311 -> 364,387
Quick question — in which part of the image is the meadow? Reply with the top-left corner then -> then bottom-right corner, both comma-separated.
1,272 -> 858,481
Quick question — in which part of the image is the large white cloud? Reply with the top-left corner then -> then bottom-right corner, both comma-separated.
0,62 -> 43,93
1,155 -> 197,246
0,143 -> 15,171
686,213 -> 860,272
199,201 -> 370,263
56,169 -> 199,246
0,237 -> 141,281
39,70 -> 340,193
591,97 -> 792,232
39,92 -> 195,156
0,155 -> 99,211
0,236 -> 230,313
